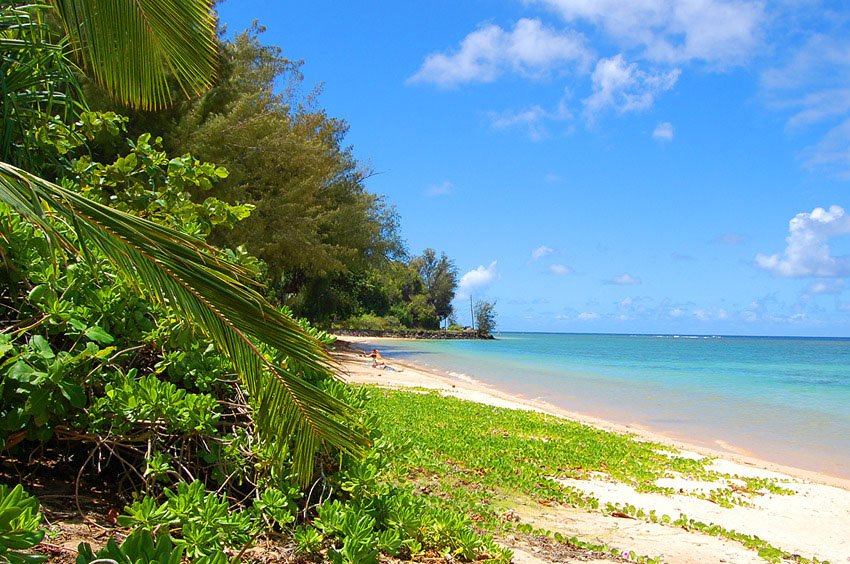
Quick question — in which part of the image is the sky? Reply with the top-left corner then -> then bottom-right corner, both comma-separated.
217,0 -> 850,337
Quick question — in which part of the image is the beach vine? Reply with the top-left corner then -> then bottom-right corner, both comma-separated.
369,388 -> 825,563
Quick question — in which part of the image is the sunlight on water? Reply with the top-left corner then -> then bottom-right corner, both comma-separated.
370,333 -> 850,478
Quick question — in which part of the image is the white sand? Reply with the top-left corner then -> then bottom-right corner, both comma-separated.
333,336 -> 850,563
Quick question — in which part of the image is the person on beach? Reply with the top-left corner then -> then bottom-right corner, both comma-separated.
369,349 -> 385,368
368,349 -> 404,372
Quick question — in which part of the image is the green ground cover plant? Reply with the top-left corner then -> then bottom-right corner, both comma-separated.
368,388 -> 820,563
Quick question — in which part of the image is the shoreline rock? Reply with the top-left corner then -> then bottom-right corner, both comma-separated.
332,328 -> 493,339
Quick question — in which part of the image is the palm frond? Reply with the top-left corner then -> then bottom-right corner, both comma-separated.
0,4 -> 83,167
50,0 -> 218,110
0,161 -> 370,482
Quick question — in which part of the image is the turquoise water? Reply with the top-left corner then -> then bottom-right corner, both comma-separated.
362,333 -> 850,478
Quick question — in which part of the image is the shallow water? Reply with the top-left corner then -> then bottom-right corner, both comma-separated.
366,333 -> 850,479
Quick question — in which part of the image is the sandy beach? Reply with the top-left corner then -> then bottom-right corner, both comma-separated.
334,336 -> 850,564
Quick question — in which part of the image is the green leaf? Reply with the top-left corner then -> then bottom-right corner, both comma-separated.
0,507 -> 22,528
92,346 -> 115,359
25,390 -> 51,423
84,326 -> 114,345
59,381 -> 87,409
0,531 -> 46,550
26,285 -> 47,304
29,336 -> 54,360
7,362 -> 42,385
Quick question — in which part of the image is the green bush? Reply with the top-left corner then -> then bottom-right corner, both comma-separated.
339,313 -> 405,332
0,484 -> 46,564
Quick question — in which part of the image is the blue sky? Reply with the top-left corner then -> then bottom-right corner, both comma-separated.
218,0 -> 850,337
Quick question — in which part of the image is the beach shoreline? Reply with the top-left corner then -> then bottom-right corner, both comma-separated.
333,335 -> 850,492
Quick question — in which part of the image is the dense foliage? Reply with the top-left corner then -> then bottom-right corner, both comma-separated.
0,2 -> 499,561
98,25 -> 462,329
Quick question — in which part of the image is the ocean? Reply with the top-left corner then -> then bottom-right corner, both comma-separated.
362,333 -> 850,479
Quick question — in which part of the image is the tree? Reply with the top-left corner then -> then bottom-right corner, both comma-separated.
122,27 -> 405,306
475,300 -> 498,339
0,2 -> 368,481
413,249 -> 458,326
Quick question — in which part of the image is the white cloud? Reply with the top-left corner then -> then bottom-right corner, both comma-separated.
425,180 -> 454,197
755,205 -> 850,277
611,273 -> 642,285
489,104 -> 569,141
687,307 -> 728,321
761,36 -> 850,176
804,280 -> 845,296
531,245 -> 555,260
653,121 -> 674,140
583,55 -> 680,117
800,119 -> 850,178
578,311 -> 600,321
409,18 -> 591,87
489,93 -> 575,140
549,263 -> 572,275
785,89 -> 850,130
762,35 -> 850,94
669,307 -> 685,317
530,0 -> 765,65
457,261 -> 499,298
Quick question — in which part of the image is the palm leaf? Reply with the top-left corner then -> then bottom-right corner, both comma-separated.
0,161 -> 370,483
0,4 -> 83,167
50,0 -> 218,110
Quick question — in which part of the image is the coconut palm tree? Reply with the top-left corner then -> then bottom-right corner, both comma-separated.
0,2 -> 368,482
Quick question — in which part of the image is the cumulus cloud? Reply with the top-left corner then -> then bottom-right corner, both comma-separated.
653,121 -> 674,140
409,18 -> 591,87
691,307 -> 729,321
610,273 -> 642,285
531,245 -> 555,260
457,261 -> 499,298
425,181 -> 454,197
583,55 -> 680,118
578,311 -> 600,321
530,0 -> 765,65
755,205 -> 850,277
549,263 -> 572,275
